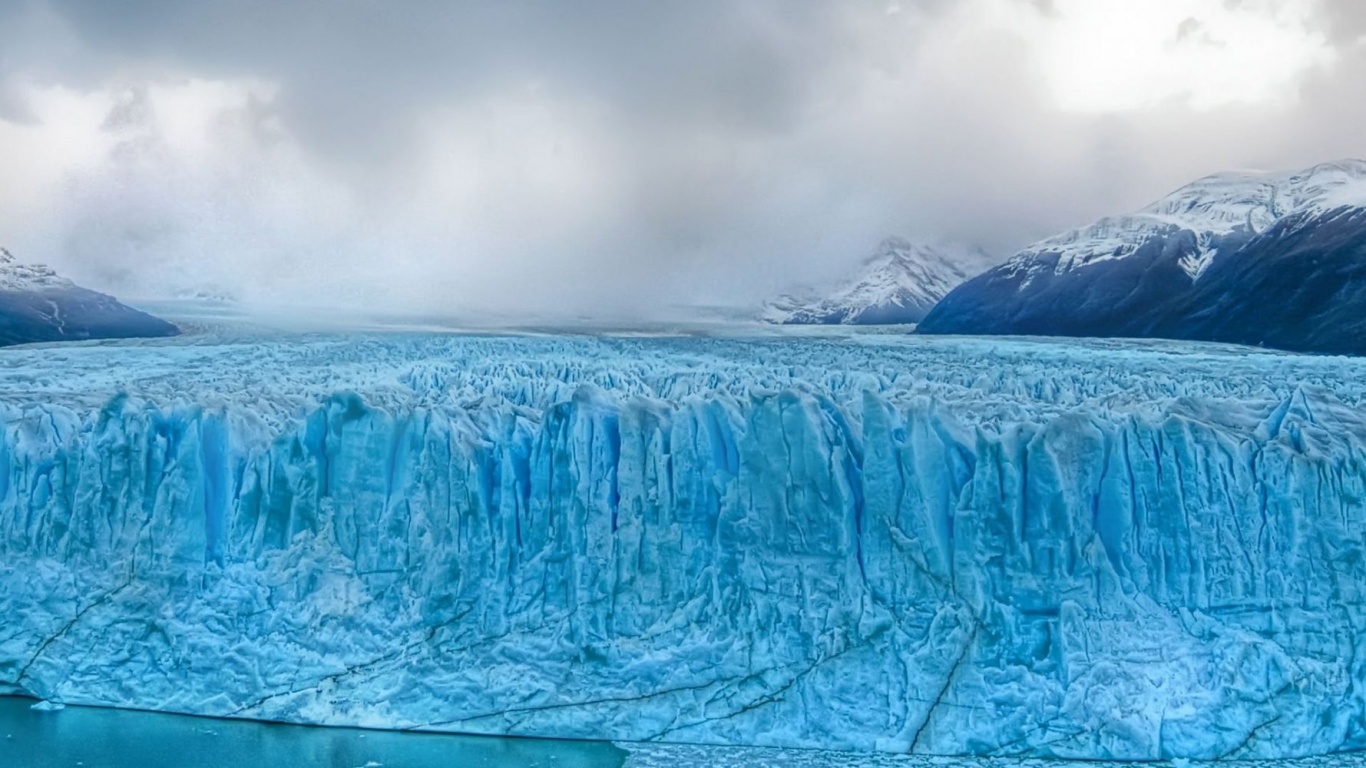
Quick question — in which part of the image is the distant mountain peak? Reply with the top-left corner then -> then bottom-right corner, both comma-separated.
764,238 -> 987,325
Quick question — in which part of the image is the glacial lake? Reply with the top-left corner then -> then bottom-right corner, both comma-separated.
9,697 -> 1366,768
0,697 -> 624,768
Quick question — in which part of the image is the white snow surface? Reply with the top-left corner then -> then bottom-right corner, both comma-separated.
763,238 -> 980,323
1006,159 -> 1366,281
4,329 -> 1366,760
0,247 -> 75,292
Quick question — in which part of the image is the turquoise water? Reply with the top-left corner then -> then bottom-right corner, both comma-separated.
0,697 -> 625,768
7,697 -> 1366,768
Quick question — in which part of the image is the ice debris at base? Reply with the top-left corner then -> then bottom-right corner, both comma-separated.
29,699 -> 64,712
621,743 -> 1366,768
5,331 -> 1366,760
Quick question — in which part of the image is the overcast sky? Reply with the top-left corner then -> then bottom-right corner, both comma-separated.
1,0 -> 1364,319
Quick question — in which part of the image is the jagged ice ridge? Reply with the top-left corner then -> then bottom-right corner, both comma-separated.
2,332 -> 1366,760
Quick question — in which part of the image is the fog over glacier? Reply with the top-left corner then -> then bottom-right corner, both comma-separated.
3,0 -> 1366,318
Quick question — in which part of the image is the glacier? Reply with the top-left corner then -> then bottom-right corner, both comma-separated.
3,330 -> 1366,760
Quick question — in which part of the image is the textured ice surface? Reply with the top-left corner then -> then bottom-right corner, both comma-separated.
4,330 -> 1366,760
622,744 -> 1366,768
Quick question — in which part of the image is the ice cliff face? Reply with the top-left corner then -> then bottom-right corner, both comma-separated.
764,238 -> 982,325
4,332 -> 1366,760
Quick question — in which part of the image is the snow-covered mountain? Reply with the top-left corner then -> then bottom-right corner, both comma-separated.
764,237 -> 985,325
1014,159 -> 1366,281
919,160 -> 1366,353
0,246 -> 178,346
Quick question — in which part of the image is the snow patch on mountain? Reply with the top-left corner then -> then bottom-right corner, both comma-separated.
764,237 -> 986,325
0,247 -> 75,292
1008,159 -> 1366,282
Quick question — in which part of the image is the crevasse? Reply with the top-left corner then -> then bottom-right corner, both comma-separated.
2,333 -> 1366,760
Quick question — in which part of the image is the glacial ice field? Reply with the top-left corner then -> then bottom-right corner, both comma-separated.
4,327 -> 1366,760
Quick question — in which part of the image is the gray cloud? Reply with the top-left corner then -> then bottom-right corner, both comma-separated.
1315,0 -> 1366,44
1029,0 -> 1061,18
46,1 -> 862,160
0,0 -> 1362,319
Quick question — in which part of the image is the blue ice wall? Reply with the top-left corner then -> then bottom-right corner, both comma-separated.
2,333 -> 1366,760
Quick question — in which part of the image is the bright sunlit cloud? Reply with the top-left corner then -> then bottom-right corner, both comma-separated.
1009,0 -> 1335,113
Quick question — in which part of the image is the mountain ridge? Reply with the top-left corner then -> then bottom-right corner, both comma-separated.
919,159 -> 1366,355
0,246 -> 179,346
